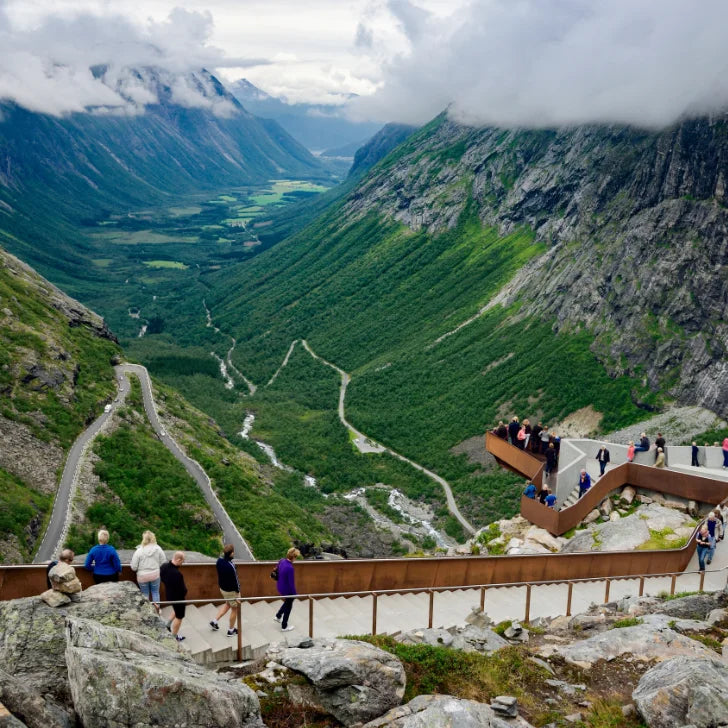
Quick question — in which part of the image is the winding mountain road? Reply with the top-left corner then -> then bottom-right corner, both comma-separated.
35,363 -> 253,563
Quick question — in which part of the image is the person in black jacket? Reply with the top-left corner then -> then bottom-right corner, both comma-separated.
691,441 -> 701,467
595,446 -> 610,477
507,417 -> 520,445
209,544 -> 240,637
655,433 -> 666,460
633,433 -> 650,453
545,442 -> 558,476
160,551 -> 187,641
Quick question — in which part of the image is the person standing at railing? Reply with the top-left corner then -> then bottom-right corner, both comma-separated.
706,512 -> 719,565
531,421 -> 543,453
595,446 -> 610,477
540,426 -> 551,454
209,544 -> 240,637
545,442 -> 557,476
494,421 -> 508,440
654,448 -> 666,468
523,481 -> 537,499
545,491 -> 557,509
84,529 -> 122,584
722,437 -> 728,469
130,530 -> 166,613
627,441 -> 635,462
691,442 -> 701,467
696,526 -> 711,571
274,547 -> 300,632
508,417 -> 520,446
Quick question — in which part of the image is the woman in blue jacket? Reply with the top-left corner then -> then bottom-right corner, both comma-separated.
273,547 -> 300,632
84,529 -> 122,584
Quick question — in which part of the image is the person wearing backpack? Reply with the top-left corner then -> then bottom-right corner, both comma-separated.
273,547 -> 300,632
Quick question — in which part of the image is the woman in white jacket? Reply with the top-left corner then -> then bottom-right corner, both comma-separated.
130,530 -> 166,612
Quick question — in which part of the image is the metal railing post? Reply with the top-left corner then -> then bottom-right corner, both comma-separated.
236,599 -> 242,662
639,577 -> 645,596
524,584 -> 531,623
604,578 -> 611,603
372,593 -> 378,636
699,570 -> 705,592
670,574 -> 677,596
480,586 -> 486,611
566,582 -> 573,616
309,597 -> 314,638
428,590 -> 434,628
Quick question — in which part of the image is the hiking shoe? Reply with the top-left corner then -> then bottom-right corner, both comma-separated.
227,628 -> 238,637
281,626 -> 295,632
175,635 -> 186,642
273,615 -> 282,622
209,620 -> 219,631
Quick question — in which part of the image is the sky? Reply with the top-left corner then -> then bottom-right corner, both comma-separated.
2,0 -> 728,128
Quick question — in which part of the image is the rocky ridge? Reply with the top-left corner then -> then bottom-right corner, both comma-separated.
344,113 -> 728,416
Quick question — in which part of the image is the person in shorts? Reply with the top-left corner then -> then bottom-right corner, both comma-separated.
209,544 -> 240,637
160,551 -> 187,641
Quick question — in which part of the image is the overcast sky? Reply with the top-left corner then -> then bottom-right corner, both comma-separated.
2,0 -> 728,128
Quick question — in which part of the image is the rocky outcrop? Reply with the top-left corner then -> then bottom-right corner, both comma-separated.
0,669 -> 70,728
395,624 -> 509,654
0,582 -> 175,707
361,694 -> 531,727
538,623 -> 716,668
632,656 -> 728,728
267,638 -> 406,726
65,618 -> 262,728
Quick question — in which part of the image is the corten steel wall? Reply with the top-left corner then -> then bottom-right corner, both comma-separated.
486,433 -> 545,487
485,433 -> 728,536
0,546 -> 699,602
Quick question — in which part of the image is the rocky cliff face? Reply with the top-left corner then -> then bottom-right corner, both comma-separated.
345,114 -> 728,415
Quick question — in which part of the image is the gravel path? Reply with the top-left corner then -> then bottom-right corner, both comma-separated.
605,405 -> 725,445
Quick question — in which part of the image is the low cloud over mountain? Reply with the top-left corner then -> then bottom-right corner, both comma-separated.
352,0 -> 728,129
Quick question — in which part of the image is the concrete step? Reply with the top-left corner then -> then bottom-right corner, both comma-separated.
161,605 -> 213,664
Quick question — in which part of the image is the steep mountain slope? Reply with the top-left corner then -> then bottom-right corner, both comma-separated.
198,111 -> 728,526
0,68 -> 328,287
349,123 -> 418,178
0,245 -> 119,561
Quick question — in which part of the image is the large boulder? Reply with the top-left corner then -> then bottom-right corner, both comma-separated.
632,656 -> 728,728
538,624 -> 716,669
395,625 -> 508,654
657,592 -> 728,621
361,694 -> 533,727
0,669 -> 70,728
0,582 -> 175,707
0,704 -> 26,728
65,618 -> 262,728
269,638 -> 405,726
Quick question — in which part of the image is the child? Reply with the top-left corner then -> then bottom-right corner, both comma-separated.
691,441 -> 700,467
627,441 -> 635,462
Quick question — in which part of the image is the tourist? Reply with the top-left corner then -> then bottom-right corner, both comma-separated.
722,437 -> 728,469
210,544 -> 240,637
691,441 -> 700,467
46,548 -> 75,589
495,421 -> 508,440
130,530 -> 166,612
655,433 -> 666,459
595,445 -> 610,477
48,549 -> 79,591
634,433 -> 650,454
545,442 -> 557,476
577,469 -> 591,498
508,417 -> 520,446
696,525 -> 711,571
522,419 -> 532,449
273,547 -> 300,632
523,481 -> 537,499
515,422 -> 527,450
160,551 -> 187,641
552,433 -> 561,459
540,427 -> 551,454
538,483 -> 549,504
84,529 -> 122,584
627,441 -> 635,462
531,422 -> 543,453
706,512 -> 718,564
654,448 -> 666,468
545,491 -> 557,509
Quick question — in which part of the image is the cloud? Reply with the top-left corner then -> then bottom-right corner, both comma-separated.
349,0 -> 728,129
0,5 -> 241,116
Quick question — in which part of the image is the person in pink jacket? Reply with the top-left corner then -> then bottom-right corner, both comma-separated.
722,437 -> 728,469
627,441 -> 635,462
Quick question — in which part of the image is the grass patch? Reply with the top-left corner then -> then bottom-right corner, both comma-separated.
143,260 -> 189,270
637,527 -> 689,550
610,617 -> 643,629
657,590 -> 701,601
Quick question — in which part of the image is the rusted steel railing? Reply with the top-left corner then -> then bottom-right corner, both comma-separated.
486,432 -> 728,536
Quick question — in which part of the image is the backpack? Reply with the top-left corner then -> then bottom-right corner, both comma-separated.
270,565 -> 279,581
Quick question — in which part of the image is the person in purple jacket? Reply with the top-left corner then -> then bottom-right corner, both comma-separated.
84,529 -> 122,584
273,547 -> 301,632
